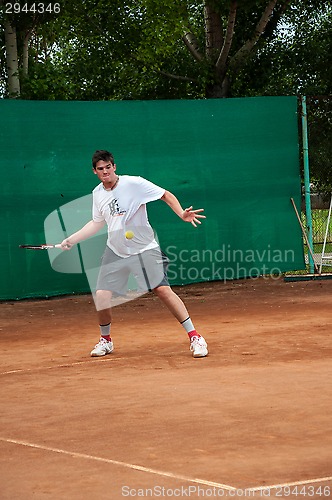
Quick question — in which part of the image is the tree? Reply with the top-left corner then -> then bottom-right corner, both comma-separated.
0,0 -> 331,100
0,0 -> 61,98
131,0 -> 295,98
4,18 -> 20,96
233,1 -> 332,97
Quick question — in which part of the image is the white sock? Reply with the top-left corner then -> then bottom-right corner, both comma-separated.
99,323 -> 111,339
180,317 -> 195,334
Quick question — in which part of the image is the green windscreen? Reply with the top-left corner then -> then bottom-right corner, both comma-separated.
0,97 -> 304,300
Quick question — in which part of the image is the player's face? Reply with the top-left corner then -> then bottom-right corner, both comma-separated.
93,160 -> 117,186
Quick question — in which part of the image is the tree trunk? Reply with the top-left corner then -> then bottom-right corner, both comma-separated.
204,2 -> 223,61
216,0 -> 237,80
22,31 -> 31,77
5,21 -> 20,97
205,75 -> 231,98
230,0 -> 278,75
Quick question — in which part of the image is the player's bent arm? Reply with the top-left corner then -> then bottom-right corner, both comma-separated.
161,190 -> 185,218
61,220 -> 105,250
161,190 -> 206,228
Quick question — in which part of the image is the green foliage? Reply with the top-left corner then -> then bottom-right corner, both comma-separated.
0,0 -> 331,100
232,2 -> 331,97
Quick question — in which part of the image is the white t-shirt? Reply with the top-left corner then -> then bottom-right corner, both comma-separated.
92,175 -> 165,257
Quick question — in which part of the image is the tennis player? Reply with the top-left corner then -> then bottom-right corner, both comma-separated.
60,150 -> 208,358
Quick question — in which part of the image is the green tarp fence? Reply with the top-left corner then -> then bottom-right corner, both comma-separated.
0,96 -> 304,300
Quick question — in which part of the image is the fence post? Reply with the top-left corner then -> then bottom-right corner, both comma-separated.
301,95 -> 315,273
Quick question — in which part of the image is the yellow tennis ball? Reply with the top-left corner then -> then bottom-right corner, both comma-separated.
125,230 -> 134,239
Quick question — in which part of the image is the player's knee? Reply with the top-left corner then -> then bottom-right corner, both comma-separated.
153,285 -> 172,299
95,289 -> 112,309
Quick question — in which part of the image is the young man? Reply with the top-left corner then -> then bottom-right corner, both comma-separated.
60,150 -> 208,358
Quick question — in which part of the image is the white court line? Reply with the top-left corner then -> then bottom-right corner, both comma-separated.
0,351 -> 175,376
1,437 -> 331,494
0,437 -> 236,491
0,357 -> 119,376
247,476 -> 332,492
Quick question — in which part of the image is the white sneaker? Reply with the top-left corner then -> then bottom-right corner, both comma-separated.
90,338 -> 114,357
190,336 -> 208,358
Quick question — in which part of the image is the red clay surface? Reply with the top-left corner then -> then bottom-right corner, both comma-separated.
0,276 -> 332,499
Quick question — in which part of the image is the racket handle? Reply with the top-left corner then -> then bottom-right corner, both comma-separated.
54,244 -> 62,249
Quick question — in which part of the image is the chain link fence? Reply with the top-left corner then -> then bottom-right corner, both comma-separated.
301,96 -> 332,273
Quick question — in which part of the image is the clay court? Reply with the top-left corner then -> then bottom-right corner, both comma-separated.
1,276 -> 332,499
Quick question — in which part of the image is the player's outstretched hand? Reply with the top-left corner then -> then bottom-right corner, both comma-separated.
182,206 -> 206,227
60,239 -> 73,250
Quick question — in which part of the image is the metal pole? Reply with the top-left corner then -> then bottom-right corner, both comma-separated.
319,195 -> 332,274
301,95 -> 315,273
291,198 -> 319,274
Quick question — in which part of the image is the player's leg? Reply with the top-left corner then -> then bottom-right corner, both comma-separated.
153,285 -> 208,358
152,285 -> 188,322
95,289 -> 112,325
90,247 -> 128,357
90,289 -> 114,357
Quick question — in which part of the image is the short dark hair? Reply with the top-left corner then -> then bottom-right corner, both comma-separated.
92,150 -> 115,169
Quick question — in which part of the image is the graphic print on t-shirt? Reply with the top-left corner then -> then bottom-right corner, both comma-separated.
108,198 -> 126,217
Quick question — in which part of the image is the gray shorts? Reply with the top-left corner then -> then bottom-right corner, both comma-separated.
96,246 -> 170,295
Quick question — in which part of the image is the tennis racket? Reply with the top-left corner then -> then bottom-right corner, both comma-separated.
19,244 -> 62,250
